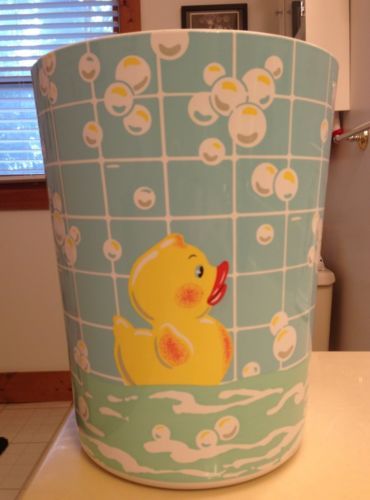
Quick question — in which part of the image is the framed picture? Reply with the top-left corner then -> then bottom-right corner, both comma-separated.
181,4 -> 248,31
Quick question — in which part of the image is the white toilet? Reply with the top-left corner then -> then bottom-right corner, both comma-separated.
312,265 -> 335,351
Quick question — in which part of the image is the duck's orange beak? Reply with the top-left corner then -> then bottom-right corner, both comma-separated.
207,261 -> 229,306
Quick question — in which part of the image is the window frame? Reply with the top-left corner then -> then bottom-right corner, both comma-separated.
0,0 -> 141,211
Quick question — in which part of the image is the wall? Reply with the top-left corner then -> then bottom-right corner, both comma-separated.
141,0 -> 278,33
322,0 -> 370,349
0,211 -> 68,371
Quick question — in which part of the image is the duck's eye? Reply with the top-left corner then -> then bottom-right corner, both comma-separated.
195,265 -> 204,278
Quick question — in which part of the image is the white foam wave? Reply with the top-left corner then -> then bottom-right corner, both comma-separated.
99,406 -> 129,421
84,421 -> 105,437
144,421 -> 304,464
266,383 -> 306,416
71,370 -> 83,387
125,395 -> 138,402
150,388 -> 283,415
224,420 -> 304,470
80,433 -> 223,479
107,395 -> 123,403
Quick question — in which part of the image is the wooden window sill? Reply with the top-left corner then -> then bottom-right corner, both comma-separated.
0,179 -> 49,211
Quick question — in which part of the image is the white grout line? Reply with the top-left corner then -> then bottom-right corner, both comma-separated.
57,206 -> 324,223
87,41 -> 121,316
44,154 -> 326,169
37,91 -> 331,118
58,254 -> 311,279
156,54 -> 171,235
281,40 -> 297,317
231,32 -> 238,382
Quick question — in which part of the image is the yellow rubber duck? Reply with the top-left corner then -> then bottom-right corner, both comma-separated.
113,233 -> 232,385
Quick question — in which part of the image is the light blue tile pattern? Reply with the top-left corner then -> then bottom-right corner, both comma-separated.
32,30 -> 338,488
32,30 -> 337,381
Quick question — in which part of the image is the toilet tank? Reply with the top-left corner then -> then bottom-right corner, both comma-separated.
313,267 -> 335,351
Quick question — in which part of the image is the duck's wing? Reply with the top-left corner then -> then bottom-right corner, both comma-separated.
156,323 -> 193,368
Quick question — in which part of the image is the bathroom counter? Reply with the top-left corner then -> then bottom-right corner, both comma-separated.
21,352 -> 370,499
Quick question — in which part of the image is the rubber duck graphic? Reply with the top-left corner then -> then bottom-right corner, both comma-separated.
113,234 -> 232,385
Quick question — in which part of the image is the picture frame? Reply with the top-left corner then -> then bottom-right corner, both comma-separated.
181,3 -> 248,31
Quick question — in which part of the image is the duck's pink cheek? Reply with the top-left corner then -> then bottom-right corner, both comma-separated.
175,284 -> 204,308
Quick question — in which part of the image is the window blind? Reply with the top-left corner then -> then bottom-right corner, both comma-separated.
0,0 -> 119,177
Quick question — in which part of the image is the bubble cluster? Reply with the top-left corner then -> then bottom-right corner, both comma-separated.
269,311 -> 297,363
50,192 -> 81,267
38,52 -> 58,104
74,339 -> 91,373
101,54 -> 153,137
189,56 -> 284,162
251,162 -> 299,203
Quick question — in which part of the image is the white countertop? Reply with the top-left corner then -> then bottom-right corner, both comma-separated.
21,352 -> 370,499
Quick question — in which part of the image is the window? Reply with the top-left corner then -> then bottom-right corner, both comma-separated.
0,0 -> 141,209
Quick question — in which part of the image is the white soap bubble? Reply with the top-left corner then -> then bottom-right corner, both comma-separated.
307,245 -> 316,267
133,187 -> 156,210
196,429 -> 218,448
228,104 -> 267,148
76,339 -> 88,357
274,168 -> 298,202
42,52 -> 56,76
273,326 -> 297,362
242,68 -> 275,109
115,56 -> 151,94
152,424 -> 171,440
203,62 -> 226,86
78,396 -> 89,421
242,361 -> 261,378
199,138 -> 226,165
210,77 -> 246,116
188,92 -> 219,126
83,121 -> 103,148
151,31 -> 189,60
256,224 -> 274,245
64,234 -> 77,266
123,104 -> 152,135
270,311 -> 289,336
52,211 -> 66,246
103,239 -> 122,262
69,226 -> 81,245
215,416 -> 240,441
52,192 -> 63,212
74,340 -> 90,372
48,81 -> 58,105
265,55 -> 284,80
79,52 -> 100,82
251,162 -> 278,197
39,68 -> 49,96
321,118 -> 329,143
312,212 -> 322,235
104,82 -> 133,116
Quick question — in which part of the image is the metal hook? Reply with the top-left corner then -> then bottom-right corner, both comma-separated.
333,121 -> 370,151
